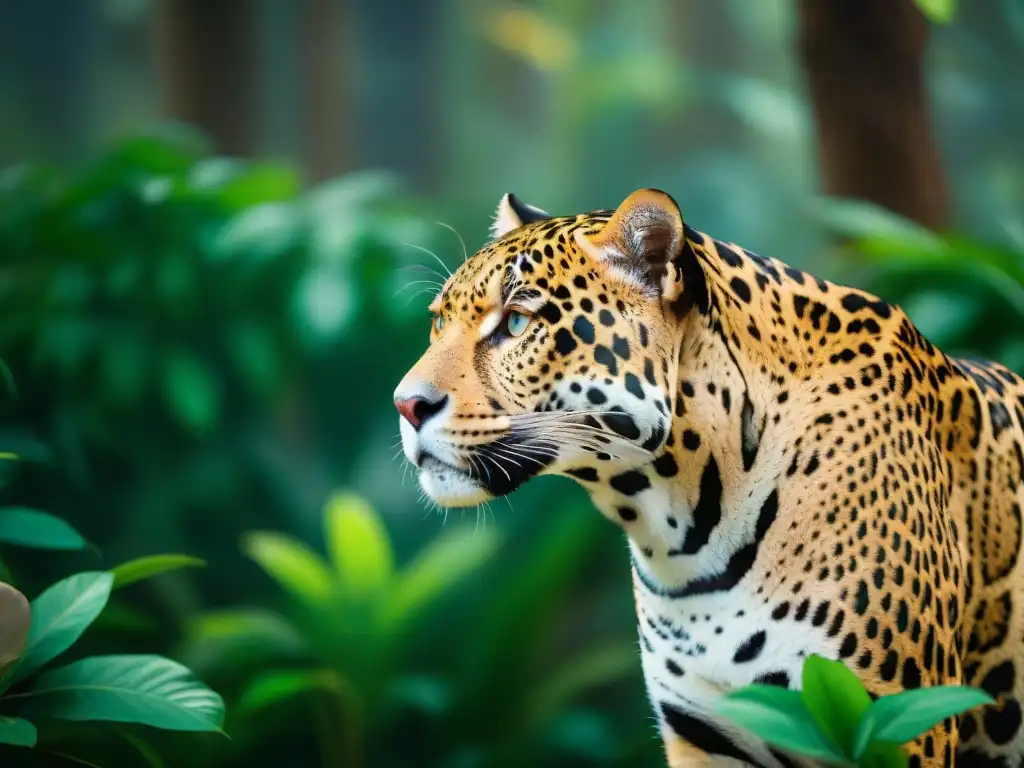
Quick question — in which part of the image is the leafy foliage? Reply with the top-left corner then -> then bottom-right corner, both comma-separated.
184,492 -> 646,768
716,654 -> 993,766
0,465 -> 222,762
0,126 -> 427,612
17,655 -> 223,732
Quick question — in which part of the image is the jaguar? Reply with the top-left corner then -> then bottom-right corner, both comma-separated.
393,188 -> 1024,766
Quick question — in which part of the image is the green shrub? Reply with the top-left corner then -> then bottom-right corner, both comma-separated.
184,492 -> 649,768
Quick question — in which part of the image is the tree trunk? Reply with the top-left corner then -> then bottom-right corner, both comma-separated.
796,0 -> 949,229
154,0 -> 259,156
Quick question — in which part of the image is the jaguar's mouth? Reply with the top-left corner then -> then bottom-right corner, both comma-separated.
417,453 -> 493,508
416,436 -> 559,507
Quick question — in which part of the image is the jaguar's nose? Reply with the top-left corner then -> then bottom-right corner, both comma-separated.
394,394 -> 449,431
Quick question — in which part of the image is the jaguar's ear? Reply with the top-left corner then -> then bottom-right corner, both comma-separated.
490,193 -> 551,239
577,189 -> 686,293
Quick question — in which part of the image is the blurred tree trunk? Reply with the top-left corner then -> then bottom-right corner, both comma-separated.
796,0 -> 949,229
155,0 -> 259,156
299,0 -> 348,182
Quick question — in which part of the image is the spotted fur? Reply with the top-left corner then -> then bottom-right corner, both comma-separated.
394,189 -> 1024,767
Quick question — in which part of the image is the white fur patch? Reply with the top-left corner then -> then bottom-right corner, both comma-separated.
490,194 -> 523,240
479,310 -> 503,339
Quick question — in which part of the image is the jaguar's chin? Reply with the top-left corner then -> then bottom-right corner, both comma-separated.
418,455 -> 494,508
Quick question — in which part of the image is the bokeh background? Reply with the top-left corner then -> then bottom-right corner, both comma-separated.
1,0 -> 1023,766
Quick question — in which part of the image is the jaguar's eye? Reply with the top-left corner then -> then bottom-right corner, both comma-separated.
506,311 -> 530,337
434,314 -> 444,333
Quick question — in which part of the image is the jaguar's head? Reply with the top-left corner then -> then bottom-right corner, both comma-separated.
394,188 -> 706,507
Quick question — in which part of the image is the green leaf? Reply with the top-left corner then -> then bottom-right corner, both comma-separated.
184,609 -> 308,672
0,508 -> 86,550
161,351 -> 220,435
217,165 -> 300,210
0,581 -> 31,668
324,492 -> 393,599
810,197 -> 945,249
855,686 -> 993,753
527,641 -> 639,725
242,532 -> 334,605
715,685 -> 847,763
110,554 -> 206,589
384,525 -> 500,627
915,0 -> 956,23
802,654 -> 871,757
8,572 -> 113,685
0,716 -> 36,747
238,669 -> 342,715
15,654 -> 224,732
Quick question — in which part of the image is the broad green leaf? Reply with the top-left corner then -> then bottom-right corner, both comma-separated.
161,351 -> 220,435
324,492 -> 393,599
0,508 -> 86,550
0,716 -> 36,747
915,0 -> 956,23
15,654 -> 224,732
9,572 -> 113,685
110,554 -> 206,589
855,686 -> 993,753
384,526 -> 500,627
802,654 -> 871,757
238,669 -> 343,715
0,581 -> 30,668
242,532 -> 334,604
715,686 -> 846,763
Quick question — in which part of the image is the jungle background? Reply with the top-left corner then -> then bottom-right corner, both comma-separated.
1,0 -> 1022,766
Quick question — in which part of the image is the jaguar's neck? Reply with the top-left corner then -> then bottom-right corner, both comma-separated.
591,230 -> 825,601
